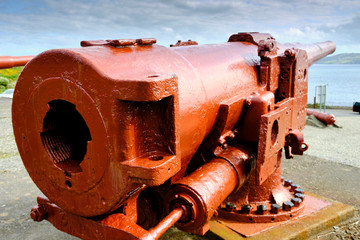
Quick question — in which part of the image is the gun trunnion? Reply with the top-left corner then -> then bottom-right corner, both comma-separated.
12,32 -> 335,239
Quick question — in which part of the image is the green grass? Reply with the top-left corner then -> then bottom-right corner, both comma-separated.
0,66 -> 23,92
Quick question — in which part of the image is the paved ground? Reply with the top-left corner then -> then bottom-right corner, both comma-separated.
303,108 -> 360,168
0,99 -> 359,239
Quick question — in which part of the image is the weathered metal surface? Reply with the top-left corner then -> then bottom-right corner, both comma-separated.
216,194 -> 330,237
0,55 -> 33,69
170,40 -> 198,47
284,130 -> 308,159
209,192 -> 355,239
217,178 -> 307,223
147,208 -> 184,239
166,147 -> 254,235
81,38 -> 157,47
306,109 -> 336,125
12,32 -> 336,239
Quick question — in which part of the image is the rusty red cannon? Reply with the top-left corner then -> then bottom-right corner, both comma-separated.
12,32 -> 335,239
0,55 -> 33,69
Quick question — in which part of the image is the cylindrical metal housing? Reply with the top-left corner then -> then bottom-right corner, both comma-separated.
166,157 -> 238,234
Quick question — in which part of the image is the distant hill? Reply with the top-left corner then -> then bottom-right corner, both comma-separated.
317,53 -> 360,64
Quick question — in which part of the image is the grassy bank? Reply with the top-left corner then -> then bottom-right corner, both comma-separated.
307,104 -> 352,110
0,67 -> 23,93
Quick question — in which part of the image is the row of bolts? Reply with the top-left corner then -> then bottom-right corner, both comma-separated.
225,178 -> 305,215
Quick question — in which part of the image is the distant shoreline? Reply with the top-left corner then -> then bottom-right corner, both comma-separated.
316,53 -> 360,64
307,104 -> 352,110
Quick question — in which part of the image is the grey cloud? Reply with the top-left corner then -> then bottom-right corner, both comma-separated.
0,0 -> 345,34
0,0 -> 359,55
326,15 -> 360,43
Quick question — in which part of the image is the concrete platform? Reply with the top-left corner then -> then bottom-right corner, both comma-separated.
208,193 -> 355,240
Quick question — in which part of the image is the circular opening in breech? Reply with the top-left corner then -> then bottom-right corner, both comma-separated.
41,100 -> 91,173
271,120 -> 279,145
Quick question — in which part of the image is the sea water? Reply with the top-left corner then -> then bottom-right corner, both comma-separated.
308,64 -> 360,106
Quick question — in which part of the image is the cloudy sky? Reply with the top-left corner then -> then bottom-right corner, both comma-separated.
1,0 -> 359,56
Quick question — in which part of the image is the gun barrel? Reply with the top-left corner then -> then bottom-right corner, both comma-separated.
280,41 -> 336,66
0,56 -> 34,69
306,109 -> 336,125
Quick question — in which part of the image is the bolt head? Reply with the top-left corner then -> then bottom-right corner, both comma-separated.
285,48 -> 296,57
284,179 -> 293,187
241,204 -> 252,214
291,184 -> 300,191
295,193 -> 305,200
30,205 -> 47,222
256,205 -> 267,214
226,202 -> 236,210
271,204 -> 281,214
295,188 -> 305,194
30,209 -> 38,221
291,198 -> 302,207
283,201 -> 294,211
266,41 -> 275,51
